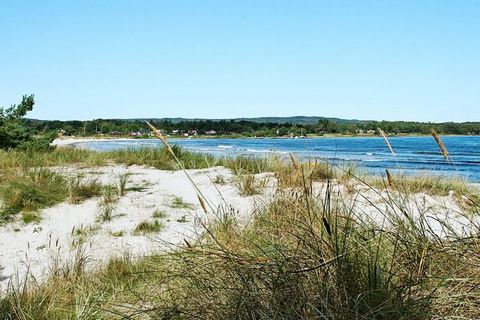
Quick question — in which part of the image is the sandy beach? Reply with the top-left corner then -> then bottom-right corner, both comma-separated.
2,158 -> 478,291
0,164 -> 275,290
51,136 -> 138,148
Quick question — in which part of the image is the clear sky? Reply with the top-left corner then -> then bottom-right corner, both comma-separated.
1,1 -> 479,122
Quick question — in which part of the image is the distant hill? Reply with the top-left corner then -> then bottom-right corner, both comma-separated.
124,116 -> 366,125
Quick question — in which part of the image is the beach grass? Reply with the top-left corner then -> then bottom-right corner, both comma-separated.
133,219 -> 164,235
2,172 -> 480,319
1,135 -> 480,318
0,168 -> 66,222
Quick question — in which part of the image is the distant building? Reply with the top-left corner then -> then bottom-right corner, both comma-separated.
205,130 -> 217,135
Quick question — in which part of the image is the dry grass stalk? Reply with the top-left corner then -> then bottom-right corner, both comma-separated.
197,193 -> 207,214
378,128 -> 396,157
145,121 -> 176,157
289,153 -> 299,169
386,169 -> 393,187
431,129 -> 450,161
146,121 -> 214,211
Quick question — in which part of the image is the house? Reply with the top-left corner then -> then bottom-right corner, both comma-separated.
205,130 -> 217,135
111,131 -> 122,137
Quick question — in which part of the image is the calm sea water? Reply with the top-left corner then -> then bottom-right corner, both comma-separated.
77,136 -> 480,182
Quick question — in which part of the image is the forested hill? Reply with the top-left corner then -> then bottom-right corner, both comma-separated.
25,116 -> 480,137
126,116 -> 363,125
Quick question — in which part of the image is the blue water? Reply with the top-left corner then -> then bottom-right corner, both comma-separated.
77,136 -> 480,182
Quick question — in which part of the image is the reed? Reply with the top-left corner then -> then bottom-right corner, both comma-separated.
386,169 -> 393,187
378,128 -> 396,157
432,129 -> 450,161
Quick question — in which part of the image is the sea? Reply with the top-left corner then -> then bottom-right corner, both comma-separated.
76,136 -> 480,182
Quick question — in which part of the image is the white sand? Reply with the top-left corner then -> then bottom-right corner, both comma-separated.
1,163 -> 478,292
0,165 -> 274,291
51,137 -> 136,148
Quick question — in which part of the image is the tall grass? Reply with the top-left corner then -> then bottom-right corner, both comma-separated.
0,145 -> 219,171
1,129 -> 480,318
68,176 -> 103,204
2,170 -> 479,318
0,168 -> 66,221
236,174 -> 261,196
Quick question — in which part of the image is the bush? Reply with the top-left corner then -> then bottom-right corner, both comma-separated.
0,95 -> 36,149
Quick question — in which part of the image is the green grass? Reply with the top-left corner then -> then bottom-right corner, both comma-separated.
98,187 -> 118,222
370,172 -> 474,196
67,176 -> 103,204
0,168 -> 66,222
21,211 -> 41,224
222,155 -> 278,175
2,144 -> 480,318
110,230 -> 125,237
0,145 -> 219,171
152,209 -> 167,219
3,176 -> 480,318
133,219 -> 164,234
116,173 -> 129,196
169,196 -> 193,209
72,224 -> 100,247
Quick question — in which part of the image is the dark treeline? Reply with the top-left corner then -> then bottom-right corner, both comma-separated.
25,118 -> 480,137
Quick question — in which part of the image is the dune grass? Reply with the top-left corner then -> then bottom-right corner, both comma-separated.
236,174 -> 261,196
1,130 -> 480,318
133,219 -> 164,235
0,168 -> 66,222
0,167 -> 115,223
370,172 -> 474,196
0,145 -> 219,171
1,172 -> 479,318
67,176 -> 104,204
169,196 -> 193,209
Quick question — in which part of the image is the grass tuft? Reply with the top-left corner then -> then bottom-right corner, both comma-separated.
133,219 -> 164,234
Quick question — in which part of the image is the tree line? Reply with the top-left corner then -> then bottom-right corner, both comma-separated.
2,95 -> 480,152
26,118 -> 480,137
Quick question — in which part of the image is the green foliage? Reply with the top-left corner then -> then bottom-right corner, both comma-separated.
0,95 -> 36,149
24,115 -> 480,137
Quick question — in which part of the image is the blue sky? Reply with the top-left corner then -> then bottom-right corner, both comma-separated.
0,1 -> 479,121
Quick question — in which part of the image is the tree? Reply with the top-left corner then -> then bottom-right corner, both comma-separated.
0,95 -> 35,149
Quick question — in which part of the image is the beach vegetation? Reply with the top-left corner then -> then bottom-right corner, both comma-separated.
169,196 -> 193,209
133,219 -> 164,234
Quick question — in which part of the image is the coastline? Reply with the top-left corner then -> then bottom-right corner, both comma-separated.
52,133 -> 480,148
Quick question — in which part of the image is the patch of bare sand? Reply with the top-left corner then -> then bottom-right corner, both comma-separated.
0,165 -> 274,291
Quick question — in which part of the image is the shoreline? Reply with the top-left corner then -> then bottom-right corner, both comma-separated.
52,133 -> 480,147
